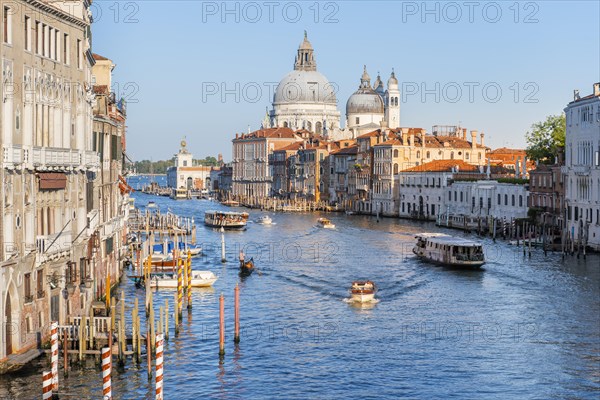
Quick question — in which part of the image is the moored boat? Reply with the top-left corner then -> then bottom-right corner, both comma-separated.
170,188 -> 189,200
413,233 -> 485,268
317,217 -> 335,229
350,281 -> 376,303
204,210 -> 249,229
221,200 -> 240,207
149,270 -> 218,288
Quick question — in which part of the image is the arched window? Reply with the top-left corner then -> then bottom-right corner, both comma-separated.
450,152 -> 454,159
504,194 -> 508,205
393,149 -> 399,158
393,163 -> 398,174
466,153 -> 469,160
497,193 -> 501,205
512,195 -> 515,206
283,121 -> 288,128
315,121 -> 322,134
417,151 -> 421,158
426,151 -> 430,158
306,121 -> 312,131
478,153 -> 482,160
519,195 -> 523,207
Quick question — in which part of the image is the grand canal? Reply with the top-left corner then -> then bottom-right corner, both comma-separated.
1,188 -> 599,399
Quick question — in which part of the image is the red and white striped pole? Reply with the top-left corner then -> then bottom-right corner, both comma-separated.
155,333 -> 164,400
50,321 -> 59,394
42,370 -> 53,399
101,347 -> 112,399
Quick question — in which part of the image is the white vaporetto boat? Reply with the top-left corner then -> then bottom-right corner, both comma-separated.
204,210 -> 249,229
256,215 -> 272,225
413,233 -> 485,268
350,281 -> 376,303
149,271 -> 218,288
317,218 -> 335,229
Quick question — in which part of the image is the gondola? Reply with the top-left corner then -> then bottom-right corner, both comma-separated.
239,258 -> 254,276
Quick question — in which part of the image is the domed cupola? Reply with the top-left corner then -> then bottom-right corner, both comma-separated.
346,65 -> 385,117
388,69 -> 398,88
374,72 -> 385,98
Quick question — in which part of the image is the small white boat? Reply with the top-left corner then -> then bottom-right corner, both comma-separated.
147,201 -> 157,209
149,270 -> 218,288
317,217 -> 335,229
345,210 -> 355,215
350,281 -> 376,303
186,245 -> 202,256
256,215 -> 273,225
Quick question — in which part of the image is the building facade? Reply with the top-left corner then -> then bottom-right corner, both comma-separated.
166,140 -> 211,190
1,0 -> 98,365
563,83 -> 600,250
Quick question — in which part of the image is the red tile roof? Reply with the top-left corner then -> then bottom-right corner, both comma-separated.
401,159 -> 479,173
92,53 -> 109,61
331,145 -> 358,155
236,127 -> 297,140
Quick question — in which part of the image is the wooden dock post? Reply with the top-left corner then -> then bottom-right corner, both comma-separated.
234,284 -> 240,343
150,306 -> 156,351
146,325 -> 152,381
221,227 -> 226,263
79,315 -> 85,362
155,333 -> 164,400
63,329 -> 68,377
136,314 -> 142,363
187,252 -> 192,311
219,293 -> 225,356
164,299 -> 169,341
174,290 -> 179,336
159,306 -> 164,335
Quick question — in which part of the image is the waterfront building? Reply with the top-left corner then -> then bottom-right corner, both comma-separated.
166,140 -> 211,190
289,142 -> 333,202
232,127 -> 302,198
91,53 -> 130,319
487,147 -> 534,176
563,83 -> 600,250
397,160 -> 480,220
528,162 -> 565,229
0,0 -> 97,366
271,142 -> 303,197
443,180 -> 529,222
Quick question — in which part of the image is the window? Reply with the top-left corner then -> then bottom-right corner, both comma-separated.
460,192 -> 463,202
466,153 -> 469,160
394,149 -> 398,158
426,151 -> 430,158
42,23 -> 46,56
511,195 -> 515,206
454,191 -> 457,201
497,193 -> 501,205
37,269 -> 44,298
393,163 -> 398,174
519,195 -> 523,207
448,191 -> 452,201
450,152 -> 454,159
24,16 -> 31,50
54,29 -> 59,61
3,6 -> 11,44
24,273 -> 32,302
355,117 -> 359,125
63,33 -> 69,64
77,39 -> 82,69
35,21 -> 40,53
504,194 -> 508,206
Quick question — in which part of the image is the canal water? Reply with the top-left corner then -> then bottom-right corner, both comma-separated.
1,188 -> 599,399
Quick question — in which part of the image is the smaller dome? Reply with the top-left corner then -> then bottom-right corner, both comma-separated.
347,66 -> 384,115
374,73 -> 385,97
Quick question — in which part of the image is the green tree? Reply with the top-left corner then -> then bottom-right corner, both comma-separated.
525,114 -> 566,164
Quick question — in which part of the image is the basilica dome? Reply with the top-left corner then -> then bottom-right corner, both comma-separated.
273,70 -> 337,105
346,66 -> 384,115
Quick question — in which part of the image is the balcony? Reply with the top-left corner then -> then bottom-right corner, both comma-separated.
32,147 -> 81,169
573,165 -> 591,176
36,231 -> 72,260
2,145 -> 23,169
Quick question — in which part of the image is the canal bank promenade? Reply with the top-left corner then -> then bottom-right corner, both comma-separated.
0,192 -> 598,399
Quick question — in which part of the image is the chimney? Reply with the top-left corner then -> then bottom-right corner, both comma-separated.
402,128 -> 408,145
235,133 -> 239,139
480,132 -> 485,148
486,157 -> 491,179
470,130 -> 477,149
574,90 -> 580,100
462,128 -> 467,140
515,157 -> 520,178
594,82 -> 600,96
522,156 -> 527,179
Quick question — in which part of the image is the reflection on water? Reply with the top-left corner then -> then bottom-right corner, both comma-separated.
1,192 -> 599,399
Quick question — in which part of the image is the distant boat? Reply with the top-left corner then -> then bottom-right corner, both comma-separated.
149,271 -> 218,288
170,188 -> 189,200
204,210 -> 249,229
317,217 -> 335,229
350,281 -> 376,303
256,215 -> 272,225
221,200 -> 240,207
147,201 -> 157,209
413,233 -> 485,268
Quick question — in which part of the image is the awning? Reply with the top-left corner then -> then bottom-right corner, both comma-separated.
39,173 -> 67,190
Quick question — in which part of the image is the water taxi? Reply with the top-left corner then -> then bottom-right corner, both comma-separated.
350,281 -> 376,303
413,233 -> 485,268
149,271 -> 218,288
256,215 -> 273,225
170,188 -> 189,200
204,210 -> 249,229
317,217 -> 335,229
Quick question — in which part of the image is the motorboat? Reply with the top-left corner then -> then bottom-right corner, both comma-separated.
317,217 -> 335,229
204,210 -> 249,229
147,201 -> 157,209
350,281 -> 376,303
149,270 -> 218,288
221,200 -> 240,207
256,215 -> 273,225
413,233 -> 485,268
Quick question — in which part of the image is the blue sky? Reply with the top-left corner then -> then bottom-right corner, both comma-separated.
91,1 -> 600,161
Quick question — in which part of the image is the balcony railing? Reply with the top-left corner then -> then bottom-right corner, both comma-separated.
32,147 -> 81,168
36,231 -> 72,256
2,145 -> 23,168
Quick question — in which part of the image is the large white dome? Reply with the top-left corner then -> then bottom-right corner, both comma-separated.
274,70 -> 337,105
